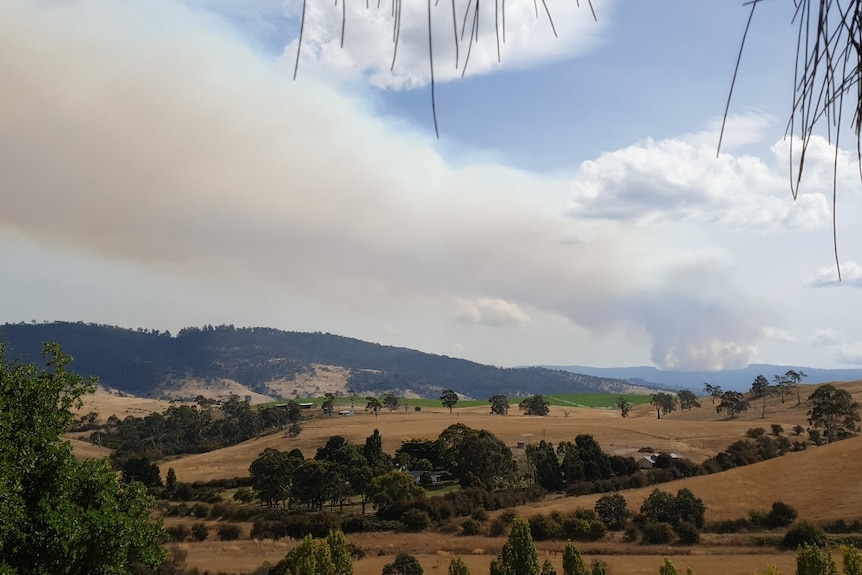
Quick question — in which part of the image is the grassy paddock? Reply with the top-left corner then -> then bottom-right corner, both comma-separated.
260,393 -> 653,411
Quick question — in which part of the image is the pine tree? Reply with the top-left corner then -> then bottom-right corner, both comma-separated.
326,529 -> 353,575
492,516 -> 540,575
562,541 -> 588,575
448,557 -> 470,575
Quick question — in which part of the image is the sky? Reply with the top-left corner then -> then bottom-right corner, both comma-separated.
3,0 -> 862,372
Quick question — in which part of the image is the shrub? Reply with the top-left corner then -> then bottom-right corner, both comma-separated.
489,518 -> 507,537
191,523 -> 209,541
771,424 -> 784,436
189,503 -> 210,518
675,522 -> 700,545
529,513 -> 562,540
641,522 -> 675,545
166,524 -> 190,542
217,524 -> 242,541
461,519 -> 481,535
561,518 -> 591,540
765,501 -> 798,528
747,427 -> 767,438
472,508 -> 489,522
233,488 -> 255,503
402,509 -> 431,532
782,521 -> 828,549
342,515 -> 368,533
623,523 -> 640,542
587,520 -> 607,541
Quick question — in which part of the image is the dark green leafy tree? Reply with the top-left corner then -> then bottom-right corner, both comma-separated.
676,390 -> 701,411
383,393 -> 400,413
440,389 -> 459,413
489,516 -> 539,575
808,384 -> 861,443
249,447 -> 301,508
489,394 -> 510,415
616,396 -> 632,417
717,390 -> 750,418
292,459 -> 335,510
366,396 -> 382,417
438,424 -> 517,489
703,382 -> 723,405
165,466 -> 178,495
382,553 -> 424,575
519,395 -> 550,416
525,440 -> 562,491
369,471 -> 424,509
120,455 -> 163,488
0,342 -> 165,575
751,375 -> 770,398
675,488 -> 706,529
650,393 -> 677,419
541,559 -> 557,575
557,435 -> 612,487
595,493 -> 628,530
640,489 -> 680,526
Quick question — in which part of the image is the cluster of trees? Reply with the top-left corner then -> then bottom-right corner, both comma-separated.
250,429 -> 394,514
248,423 -> 520,516
524,435 -> 613,491
91,395 -> 305,464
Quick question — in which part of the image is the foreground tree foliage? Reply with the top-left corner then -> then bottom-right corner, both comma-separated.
0,342 -> 165,574
490,517 -> 540,575
382,553 -> 423,575
268,530 -> 353,575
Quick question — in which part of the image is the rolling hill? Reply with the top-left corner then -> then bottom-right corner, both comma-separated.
0,322 -> 641,401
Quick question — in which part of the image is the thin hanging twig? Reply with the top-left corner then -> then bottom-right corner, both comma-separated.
452,0 -> 460,69
391,0 -> 402,71
717,0 -> 759,158
495,0 -> 501,62
293,0 -> 308,80
539,0 -> 557,37
428,0 -> 439,138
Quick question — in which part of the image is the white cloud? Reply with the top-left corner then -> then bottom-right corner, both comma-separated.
808,329 -> 842,346
455,297 -> 531,327
567,125 -> 834,231
283,0 -> 611,89
805,261 -> 862,287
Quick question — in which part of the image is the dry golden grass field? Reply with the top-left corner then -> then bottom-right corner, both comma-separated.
75,381 -> 862,575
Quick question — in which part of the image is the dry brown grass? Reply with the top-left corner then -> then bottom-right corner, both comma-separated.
77,380 -> 862,574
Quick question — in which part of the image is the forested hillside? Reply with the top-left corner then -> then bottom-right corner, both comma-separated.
0,322 -> 635,399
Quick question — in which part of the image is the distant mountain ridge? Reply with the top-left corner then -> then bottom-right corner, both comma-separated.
0,322 -> 640,400
548,364 -> 862,392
